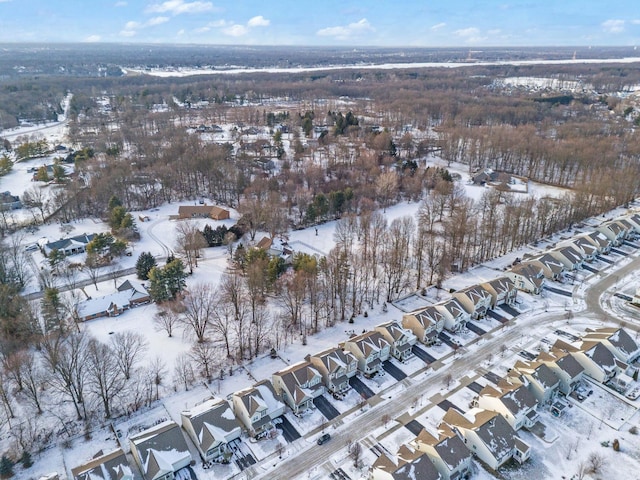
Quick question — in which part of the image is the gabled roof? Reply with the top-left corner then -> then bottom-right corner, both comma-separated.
584,327 -> 640,359
309,347 -> 355,373
552,245 -> 583,264
529,253 -> 565,274
234,379 -> 283,419
71,449 -> 132,480
453,285 -> 492,306
481,277 -> 515,296
45,233 -> 95,252
581,341 -> 618,372
415,426 -> 470,473
480,381 -> 537,415
443,408 -> 517,460
437,298 -> 468,318
570,237 -> 598,256
376,321 -> 413,342
509,263 -> 544,285
129,421 -> 190,479
513,360 -> 559,388
76,290 -> 132,319
408,305 -> 445,328
181,398 -> 241,452
344,330 -> 390,356
587,231 -> 610,248
372,445 -> 443,480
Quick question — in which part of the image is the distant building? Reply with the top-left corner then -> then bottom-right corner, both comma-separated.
0,191 -> 21,210
177,205 -> 230,220
43,233 -> 96,256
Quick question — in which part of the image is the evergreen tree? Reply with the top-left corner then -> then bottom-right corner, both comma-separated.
147,259 -> 187,302
135,252 -> 156,280
19,451 -> 32,469
0,455 -> 14,478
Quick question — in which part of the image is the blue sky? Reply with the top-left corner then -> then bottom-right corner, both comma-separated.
0,0 -> 639,46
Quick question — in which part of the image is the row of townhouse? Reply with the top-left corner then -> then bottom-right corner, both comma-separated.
403,276 -> 518,342
371,326 -> 640,479
507,214 -> 640,294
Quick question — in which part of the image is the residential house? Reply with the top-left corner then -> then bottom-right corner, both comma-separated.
374,321 -> 417,362
505,263 -> 544,295
475,379 -> 539,431
596,222 -> 626,246
272,361 -> 324,415
549,246 -> 583,271
523,253 -> 565,281
582,327 -> 640,364
0,191 -> 21,210
471,168 -> 499,186
536,350 -> 584,395
561,237 -> 598,262
341,331 -> 391,377
231,379 -> 285,438
370,444 -> 444,480
480,277 -> 517,308
411,425 -> 473,480
75,280 -> 150,322
129,421 -> 192,480
435,299 -> 471,333
586,231 -> 612,254
511,360 -> 560,404
181,398 -> 242,462
611,219 -> 634,239
402,306 -> 445,345
452,285 -> 493,320
554,339 -> 624,384
306,347 -> 358,396
43,233 -> 96,256
177,205 -> 230,220
71,449 -> 133,480
442,408 -> 531,470
623,214 -> 640,236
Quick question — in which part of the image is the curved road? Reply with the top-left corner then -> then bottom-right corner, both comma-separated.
251,250 -> 640,479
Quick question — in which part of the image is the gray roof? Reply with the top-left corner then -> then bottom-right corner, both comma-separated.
555,353 -> 584,378
482,277 -> 515,296
71,449 -> 132,480
45,233 -> 95,252
412,306 -> 445,327
475,412 -> 517,458
182,398 -> 241,452
130,421 -> 190,479
531,363 -> 559,388
499,384 -> 538,415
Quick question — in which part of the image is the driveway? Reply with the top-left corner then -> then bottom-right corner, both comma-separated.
382,360 -> 407,381
465,321 -> 487,336
404,419 -> 425,436
411,345 -> 436,364
437,399 -> 463,413
313,395 -> 340,421
349,376 -> 376,399
277,416 -> 301,442
467,381 -> 484,393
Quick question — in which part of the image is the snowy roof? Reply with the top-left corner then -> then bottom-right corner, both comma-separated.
584,327 -> 640,360
76,290 -> 132,319
71,449 -> 132,480
436,298 -> 468,318
513,360 -> 559,388
528,253 -> 565,273
129,421 -> 191,479
273,360 -> 322,397
415,426 -> 471,473
308,347 -> 355,373
181,398 -> 241,452
481,276 -> 515,296
453,284 -> 492,306
407,305 -> 445,328
372,445 -> 443,480
45,233 -> 95,252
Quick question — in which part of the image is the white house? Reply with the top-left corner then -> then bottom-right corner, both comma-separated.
402,305 -> 445,345
452,285 -> 493,320
272,361 -> 325,415
411,424 -> 473,480
71,449 -> 133,480
435,298 -> 470,333
505,263 -> 544,295
307,347 -> 358,396
480,277 -> 518,308
475,380 -> 539,431
369,444 -> 444,480
341,331 -> 391,377
537,349 -> 584,395
231,379 -> 285,438
374,320 -> 417,361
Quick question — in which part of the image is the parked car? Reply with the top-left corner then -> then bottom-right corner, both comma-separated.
24,244 -> 38,252
626,387 -> 640,400
317,433 -> 331,445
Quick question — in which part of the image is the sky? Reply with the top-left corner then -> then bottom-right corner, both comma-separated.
0,0 -> 639,47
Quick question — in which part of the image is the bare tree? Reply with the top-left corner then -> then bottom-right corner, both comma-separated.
18,351 -> 44,414
189,341 -> 219,382
173,353 -> 195,391
349,441 -> 363,469
219,274 -> 248,359
153,301 -> 183,337
86,339 -> 126,419
147,355 -> 167,401
175,221 -> 207,274
110,331 -> 148,380
22,186 -> 49,224
575,460 -> 589,480
587,451 -> 606,474
42,331 -> 89,420
181,283 -> 216,343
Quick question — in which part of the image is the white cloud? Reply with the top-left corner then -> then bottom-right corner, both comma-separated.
120,28 -> 137,37
602,19 -> 625,33
84,35 -> 101,42
146,0 -> 214,15
488,29 -> 501,35
147,16 -> 169,26
177,29 -> 185,36
247,15 -> 269,27
220,16 -> 269,36
630,19 -> 640,25
454,27 -> 486,44
124,20 -> 141,30
114,1 -> 127,6
431,22 -> 446,31
317,18 -> 374,40
223,24 -> 248,37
